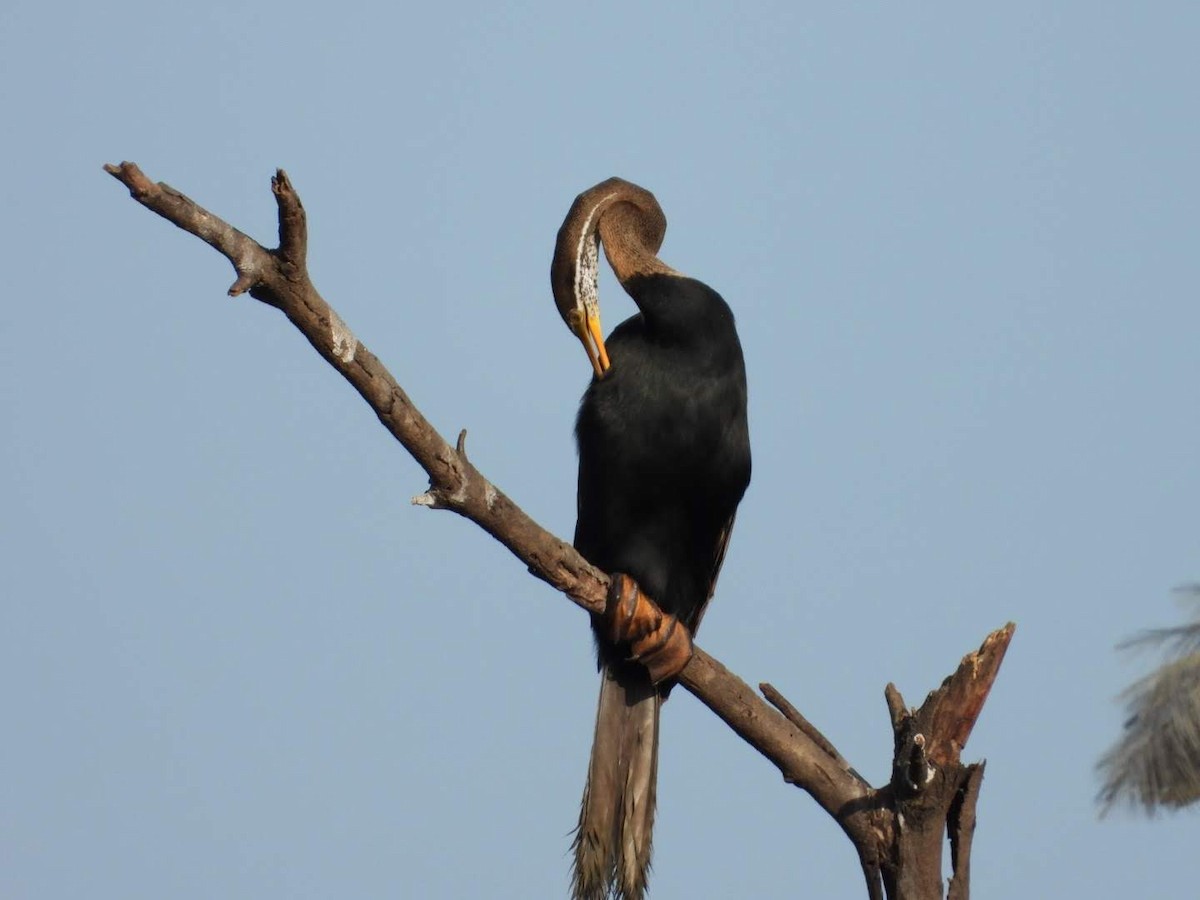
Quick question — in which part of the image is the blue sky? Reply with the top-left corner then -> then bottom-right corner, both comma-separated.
3,2 -> 1198,897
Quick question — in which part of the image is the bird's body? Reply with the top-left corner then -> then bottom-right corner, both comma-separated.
575,274 -> 750,639
553,181 -> 750,900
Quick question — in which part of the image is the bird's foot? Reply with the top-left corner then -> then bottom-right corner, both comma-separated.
604,573 -> 694,684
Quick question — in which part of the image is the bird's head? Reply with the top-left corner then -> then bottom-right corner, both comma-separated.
551,177 -> 668,379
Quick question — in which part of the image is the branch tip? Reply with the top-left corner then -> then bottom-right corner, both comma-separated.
456,428 -> 469,458
228,273 -> 256,296
103,161 -> 154,198
269,167 -> 307,266
925,620 -> 1016,763
885,683 -> 907,730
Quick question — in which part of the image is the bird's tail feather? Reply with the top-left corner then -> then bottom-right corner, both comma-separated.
572,661 -> 661,900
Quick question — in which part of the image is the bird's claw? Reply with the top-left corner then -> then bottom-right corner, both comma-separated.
604,574 -> 694,683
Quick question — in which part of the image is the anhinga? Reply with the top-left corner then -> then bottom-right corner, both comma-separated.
551,178 -> 752,900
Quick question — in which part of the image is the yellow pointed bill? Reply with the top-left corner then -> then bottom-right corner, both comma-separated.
571,309 -> 611,378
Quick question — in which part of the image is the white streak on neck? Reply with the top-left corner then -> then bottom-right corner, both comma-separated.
574,192 -> 619,312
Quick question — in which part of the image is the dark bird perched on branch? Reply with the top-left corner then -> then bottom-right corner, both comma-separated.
551,178 -> 752,900
1099,586 -> 1200,813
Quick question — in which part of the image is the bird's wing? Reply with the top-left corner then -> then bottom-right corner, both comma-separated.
572,454 -> 600,561
687,510 -> 739,635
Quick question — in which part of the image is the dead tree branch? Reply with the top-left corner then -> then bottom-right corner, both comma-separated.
105,162 -> 1013,899
876,624 -> 1014,899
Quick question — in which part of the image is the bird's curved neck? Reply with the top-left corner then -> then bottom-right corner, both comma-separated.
596,202 -> 678,286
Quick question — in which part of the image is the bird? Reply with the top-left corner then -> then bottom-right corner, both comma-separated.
550,178 -> 752,900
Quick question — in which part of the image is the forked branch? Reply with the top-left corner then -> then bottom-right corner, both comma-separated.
105,162 -> 1013,899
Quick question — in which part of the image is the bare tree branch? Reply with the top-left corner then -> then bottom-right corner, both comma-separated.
883,623 -> 1013,899
105,162 -> 1014,899
761,681 -> 866,785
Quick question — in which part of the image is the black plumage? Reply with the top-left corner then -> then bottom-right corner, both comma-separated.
574,273 -> 750,645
